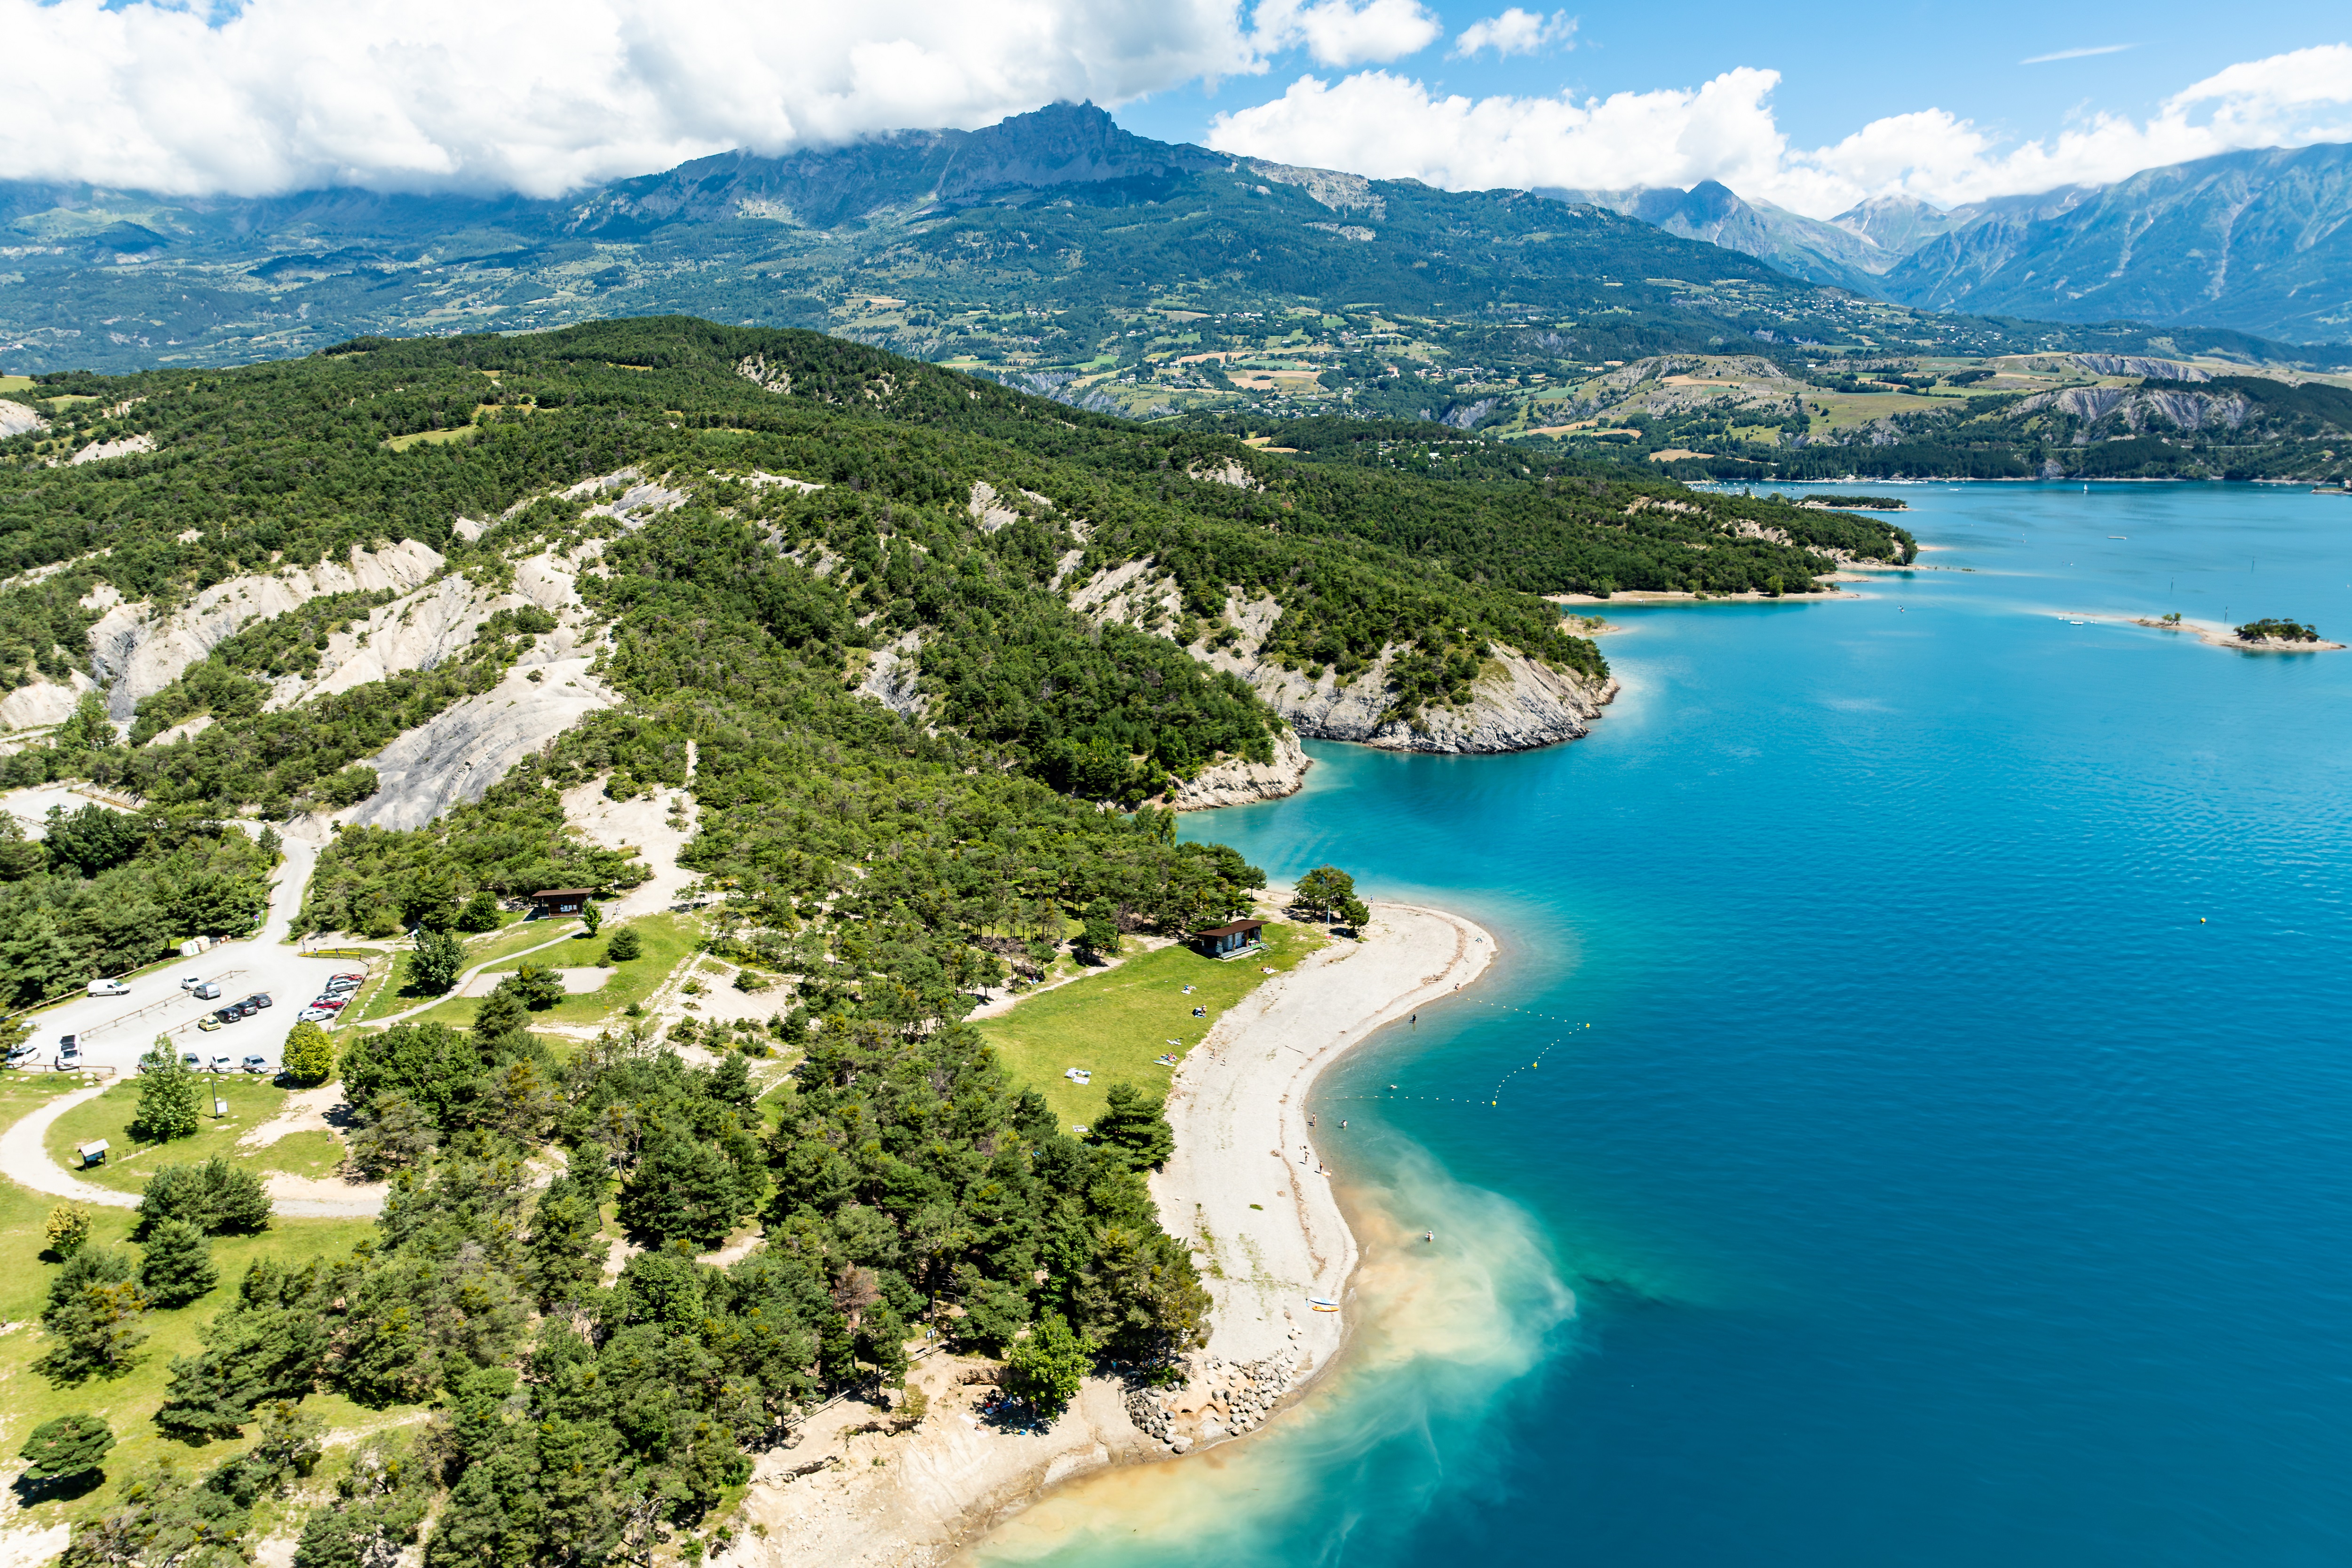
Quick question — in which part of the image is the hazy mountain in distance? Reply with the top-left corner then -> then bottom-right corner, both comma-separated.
1875,143 -> 2352,343
1538,180 -> 1895,293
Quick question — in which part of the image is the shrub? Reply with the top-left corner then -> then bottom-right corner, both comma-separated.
44,1202 -> 92,1259
282,1020 -> 334,1086
456,891 -> 502,932
604,925 -> 643,962
580,901 -> 602,937
411,929 -> 465,995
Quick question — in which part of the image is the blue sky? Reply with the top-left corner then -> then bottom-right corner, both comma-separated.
1124,0 -> 2351,153
1,0 -> 2346,211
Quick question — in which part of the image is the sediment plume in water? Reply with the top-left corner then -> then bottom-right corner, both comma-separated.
970,1142 -> 1573,1566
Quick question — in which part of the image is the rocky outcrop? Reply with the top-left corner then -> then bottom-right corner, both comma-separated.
86,540 -> 446,723
0,671 -> 101,735
70,432 -> 156,464
1125,1352 -> 1307,1455
0,401 -> 48,438
337,552 -> 617,831
1240,644 -> 1614,753
1070,568 -> 1614,756
856,630 -> 928,720
1164,729 -> 1308,810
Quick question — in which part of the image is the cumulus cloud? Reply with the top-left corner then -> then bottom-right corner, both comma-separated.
1451,9 -> 1575,60
0,0 -> 1263,197
1250,0 -> 1442,69
1208,41 -> 2352,216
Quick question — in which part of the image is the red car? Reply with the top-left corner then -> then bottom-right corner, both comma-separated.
310,996 -> 349,1011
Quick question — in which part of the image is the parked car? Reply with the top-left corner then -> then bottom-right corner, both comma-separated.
332,971 -> 366,985
248,993 -> 272,1009
8,1041 -> 39,1066
234,1000 -> 258,1018
207,1055 -> 231,1073
87,978 -> 131,997
240,1055 -> 269,1074
183,1052 -> 204,1068
197,1015 -> 223,1032
214,1007 -> 241,1025
55,1041 -> 83,1068
324,979 -> 360,995
310,996 -> 348,1011
193,981 -> 222,1000
180,973 -> 200,989
295,1007 -> 335,1023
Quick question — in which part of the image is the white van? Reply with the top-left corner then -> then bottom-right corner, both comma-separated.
87,978 -> 131,997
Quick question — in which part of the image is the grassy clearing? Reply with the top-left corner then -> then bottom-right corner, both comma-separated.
976,920 -> 1324,1130
353,919 -> 584,1024
0,374 -> 34,393
46,1076 -> 296,1194
397,915 -> 699,1031
0,1162 -> 390,1536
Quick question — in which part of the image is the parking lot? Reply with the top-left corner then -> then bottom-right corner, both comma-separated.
9,819 -> 370,1080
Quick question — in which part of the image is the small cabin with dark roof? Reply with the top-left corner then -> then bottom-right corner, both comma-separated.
1191,918 -> 1266,958
531,889 -> 593,917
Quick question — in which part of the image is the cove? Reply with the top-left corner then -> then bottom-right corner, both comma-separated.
977,482 -> 2352,1568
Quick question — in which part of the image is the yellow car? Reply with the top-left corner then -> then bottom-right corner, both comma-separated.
197,1015 -> 223,1031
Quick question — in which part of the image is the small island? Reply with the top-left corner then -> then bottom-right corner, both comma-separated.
1797,494 -> 1909,511
2135,612 -> 2346,652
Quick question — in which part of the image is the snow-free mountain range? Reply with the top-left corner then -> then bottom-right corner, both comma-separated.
1554,141 -> 2352,346
1,103 -> 2345,379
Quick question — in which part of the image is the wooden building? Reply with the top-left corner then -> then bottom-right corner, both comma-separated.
1191,918 -> 1266,958
531,889 -> 593,917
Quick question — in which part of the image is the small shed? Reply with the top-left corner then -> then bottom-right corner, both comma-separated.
1191,918 -> 1266,958
76,1139 -> 108,1168
530,889 -> 593,918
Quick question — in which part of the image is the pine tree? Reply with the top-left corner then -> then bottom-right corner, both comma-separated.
138,1219 -> 219,1308
38,1247 -> 150,1383
604,925 -> 643,962
17,1412 -> 114,1492
1088,1082 -> 1176,1171
456,891 -> 502,932
128,1040 -> 200,1143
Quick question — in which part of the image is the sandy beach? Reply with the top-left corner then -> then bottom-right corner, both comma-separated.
1155,900 -> 1497,1374
711,898 -> 1498,1568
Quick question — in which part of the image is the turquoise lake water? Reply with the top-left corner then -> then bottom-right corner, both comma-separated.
979,482 -> 2352,1567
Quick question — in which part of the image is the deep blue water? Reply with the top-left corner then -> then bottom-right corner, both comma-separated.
982,483 -> 2352,1568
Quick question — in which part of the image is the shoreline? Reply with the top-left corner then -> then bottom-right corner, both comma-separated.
2130,615 -> 2345,652
1154,899 -> 1498,1379
713,899 -> 1501,1568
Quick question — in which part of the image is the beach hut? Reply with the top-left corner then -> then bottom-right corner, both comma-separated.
1191,918 -> 1266,959
530,889 -> 593,918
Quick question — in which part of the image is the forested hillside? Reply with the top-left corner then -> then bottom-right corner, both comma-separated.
0,316 -> 1923,1564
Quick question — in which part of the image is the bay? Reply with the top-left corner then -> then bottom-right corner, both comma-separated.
979,482 -> 2352,1568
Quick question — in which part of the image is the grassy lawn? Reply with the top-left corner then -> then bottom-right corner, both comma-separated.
353,918 -> 583,1024
44,1076 -> 333,1194
396,914 -> 699,1031
0,1160 -> 391,1536
976,920 -> 1324,1131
